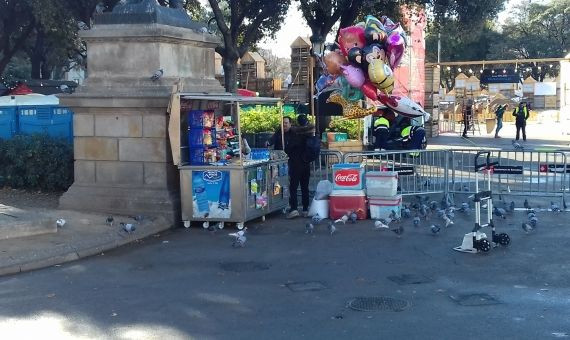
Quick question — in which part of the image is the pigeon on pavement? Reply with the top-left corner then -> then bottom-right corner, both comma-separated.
512,140 -> 524,150
521,222 -> 534,233
335,214 -> 349,225
413,216 -> 421,227
550,201 -> 561,212
305,223 -> 314,234
56,219 -> 66,228
401,206 -> 412,218
390,225 -> 404,237
529,216 -> 538,227
328,221 -> 336,235
493,207 -> 507,219
430,224 -> 441,234
442,215 -> 454,228
374,220 -> 389,230
106,216 -> 114,227
348,211 -> 358,224
509,201 -> 515,213
524,199 -> 531,210
312,214 -> 323,225
229,229 -> 247,247
120,222 -> 136,233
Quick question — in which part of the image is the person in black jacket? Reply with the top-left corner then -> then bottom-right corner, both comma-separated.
266,116 -> 293,150
513,102 -> 529,141
285,115 -> 315,218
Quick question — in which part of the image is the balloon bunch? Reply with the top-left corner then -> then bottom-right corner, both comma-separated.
317,15 -> 429,120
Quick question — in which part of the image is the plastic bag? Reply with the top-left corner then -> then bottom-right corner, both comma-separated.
314,180 -> 333,200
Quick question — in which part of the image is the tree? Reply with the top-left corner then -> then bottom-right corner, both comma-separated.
0,1 -> 37,76
208,0 -> 291,93
257,48 -> 290,80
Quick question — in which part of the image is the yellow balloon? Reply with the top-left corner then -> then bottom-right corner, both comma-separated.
368,59 -> 394,94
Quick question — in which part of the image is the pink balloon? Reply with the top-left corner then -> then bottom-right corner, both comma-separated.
386,32 -> 405,69
340,64 -> 365,88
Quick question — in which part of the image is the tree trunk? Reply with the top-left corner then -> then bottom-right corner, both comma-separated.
222,58 -> 239,93
29,28 -> 46,80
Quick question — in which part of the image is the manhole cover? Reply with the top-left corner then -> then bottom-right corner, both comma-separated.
387,274 -> 434,285
286,281 -> 327,292
347,297 -> 410,312
220,261 -> 271,272
450,293 -> 501,306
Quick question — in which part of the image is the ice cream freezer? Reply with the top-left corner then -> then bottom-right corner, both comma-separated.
168,92 -> 289,229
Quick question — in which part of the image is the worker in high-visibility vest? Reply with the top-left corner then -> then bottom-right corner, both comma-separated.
400,122 -> 426,155
373,116 -> 390,150
513,101 -> 529,142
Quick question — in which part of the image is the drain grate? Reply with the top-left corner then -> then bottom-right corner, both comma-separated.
387,274 -> 434,285
347,296 -> 410,312
220,261 -> 271,272
286,281 -> 327,292
450,293 -> 501,306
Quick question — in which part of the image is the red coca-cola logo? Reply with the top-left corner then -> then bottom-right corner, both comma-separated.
335,169 -> 360,186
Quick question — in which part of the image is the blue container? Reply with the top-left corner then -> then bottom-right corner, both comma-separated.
250,148 -> 270,160
188,127 -> 217,148
18,106 -> 73,142
0,107 -> 17,140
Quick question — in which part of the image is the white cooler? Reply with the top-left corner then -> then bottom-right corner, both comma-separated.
366,171 -> 398,197
369,195 -> 402,220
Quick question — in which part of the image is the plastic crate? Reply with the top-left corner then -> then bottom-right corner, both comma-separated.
188,110 -> 215,128
366,171 -> 399,196
0,107 -> 17,139
188,127 -> 217,147
369,195 -> 402,220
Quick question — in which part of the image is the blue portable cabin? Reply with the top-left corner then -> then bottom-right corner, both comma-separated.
0,94 -> 73,142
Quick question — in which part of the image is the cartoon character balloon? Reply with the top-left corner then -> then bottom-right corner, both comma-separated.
340,64 -> 365,88
338,26 -> 366,57
386,31 -> 405,69
323,51 -> 347,75
368,59 -> 394,94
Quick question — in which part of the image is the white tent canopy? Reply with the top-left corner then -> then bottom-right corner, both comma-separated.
0,94 -> 60,106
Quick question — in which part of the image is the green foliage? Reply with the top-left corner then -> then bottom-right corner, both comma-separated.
326,117 -> 362,139
0,135 -> 73,191
240,106 -> 283,133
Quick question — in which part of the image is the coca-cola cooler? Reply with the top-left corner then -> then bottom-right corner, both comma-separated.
329,190 -> 367,220
332,163 -> 365,190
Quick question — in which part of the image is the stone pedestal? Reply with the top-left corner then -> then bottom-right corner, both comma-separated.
59,22 -> 224,223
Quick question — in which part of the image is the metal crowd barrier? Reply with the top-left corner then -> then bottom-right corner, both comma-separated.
309,149 -> 343,190
339,148 -> 568,199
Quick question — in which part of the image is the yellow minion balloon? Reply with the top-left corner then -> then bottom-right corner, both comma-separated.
368,59 -> 394,94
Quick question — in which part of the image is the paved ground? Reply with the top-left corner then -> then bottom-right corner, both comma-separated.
0,194 -> 568,339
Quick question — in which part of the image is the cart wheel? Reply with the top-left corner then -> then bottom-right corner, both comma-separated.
497,233 -> 510,246
261,215 -> 266,222
183,220 -> 191,229
202,221 -> 209,229
217,222 -> 224,230
237,222 -> 245,230
478,238 -> 491,252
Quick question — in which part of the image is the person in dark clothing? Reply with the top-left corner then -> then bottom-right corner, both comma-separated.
462,100 -> 473,138
513,102 -> 529,141
373,115 -> 390,150
494,104 -> 507,138
266,116 -> 293,150
285,114 -> 315,219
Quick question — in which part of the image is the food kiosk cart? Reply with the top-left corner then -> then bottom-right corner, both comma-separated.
168,93 -> 289,229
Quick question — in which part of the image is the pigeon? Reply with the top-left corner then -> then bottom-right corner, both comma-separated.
311,214 -> 323,225
77,21 -> 90,30
150,69 -> 164,81
512,140 -> 524,150
429,201 -> 438,211
335,214 -> 349,225
493,207 -> 507,219
445,208 -> 455,220
401,207 -> 412,218
229,229 -> 247,247
348,211 -> 358,224
527,212 -> 536,219
419,205 -> 429,219
200,26 -> 209,33
305,223 -> 314,234
374,220 -> 389,230
436,209 -> 446,219
524,199 -> 530,210
529,216 -> 538,227
390,225 -> 404,237
59,84 -> 72,94
442,215 -> 454,228
430,224 -> 441,234
56,219 -> 66,228
563,197 -> 567,210
550,201 -> 561,212
509,201 -> 515,213
413,216 -> 421,227
459,202 -> 470,213
327,221 -> 336,235
389,210 -> 401,224
521,222 -> 534,233
106,216 -> 114,227
120,222 -> 136,233
95,2 -> 105,14
130,215 -> 144,222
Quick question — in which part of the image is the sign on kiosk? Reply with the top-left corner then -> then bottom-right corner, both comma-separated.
332,163 -> 365,190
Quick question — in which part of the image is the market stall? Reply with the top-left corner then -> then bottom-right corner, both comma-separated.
168,93 -> 289,229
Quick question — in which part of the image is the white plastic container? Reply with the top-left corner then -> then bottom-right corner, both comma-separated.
369,195 -> 402,220
366,171 -> 399,197
308,198 -> 329,218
